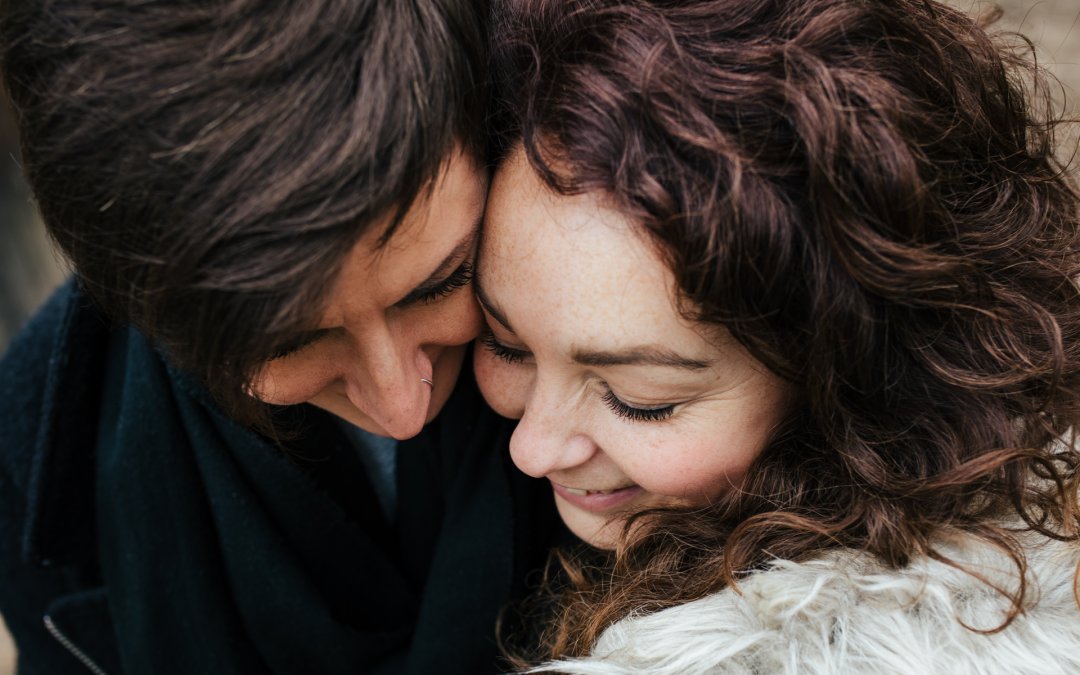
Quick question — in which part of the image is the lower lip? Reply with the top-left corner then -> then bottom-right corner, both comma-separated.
550,481 -> 644,513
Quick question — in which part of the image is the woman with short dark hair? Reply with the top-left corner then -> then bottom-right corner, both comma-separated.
0,1 -> 558,673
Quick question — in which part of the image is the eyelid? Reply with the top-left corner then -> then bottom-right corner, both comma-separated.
413,260 -> 474,305
479,330 -> 532,364
268,330 -> 328,360
600,386 -> 676,422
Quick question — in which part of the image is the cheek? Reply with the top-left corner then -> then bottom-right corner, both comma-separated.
610,424 -> 767,502
248,355 -> 337,406
472,348 -> 529,419
629,379 -> 792,501
666,445 -> 759,501
420,292 -> 484,346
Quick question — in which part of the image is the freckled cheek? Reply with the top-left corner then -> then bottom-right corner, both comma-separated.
420,292 -> 485,348
472,349 -> 528,420
617,436 -> 762,502
247,355 -> 340,407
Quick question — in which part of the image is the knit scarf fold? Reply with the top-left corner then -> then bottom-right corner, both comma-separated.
94,326 -> 519,674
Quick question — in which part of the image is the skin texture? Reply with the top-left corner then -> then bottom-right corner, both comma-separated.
249,150 -> 487,439
475,149 -> 791,548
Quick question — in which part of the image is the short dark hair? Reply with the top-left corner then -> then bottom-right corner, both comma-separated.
491,0 -> 1080,660
1,0 -> 488,424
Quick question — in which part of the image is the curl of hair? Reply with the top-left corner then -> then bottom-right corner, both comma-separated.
1,0 -> 488,430
490,0 -> 1080,663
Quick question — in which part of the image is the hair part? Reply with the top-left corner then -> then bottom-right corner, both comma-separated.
491,0 -> 1080,662
2,0 -> 489,427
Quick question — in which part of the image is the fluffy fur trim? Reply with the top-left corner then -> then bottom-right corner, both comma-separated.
532,530 -> 1080,674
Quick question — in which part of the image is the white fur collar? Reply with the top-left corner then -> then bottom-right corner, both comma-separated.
532,529 -> 1080,674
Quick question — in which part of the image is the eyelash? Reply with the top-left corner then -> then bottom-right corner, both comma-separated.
480,331 -> 676,423
270,262 -> 474,361
268,332 -> 323,361
479,330 -> 530,364
417,260 -> 474,304
601,388 -> 676,422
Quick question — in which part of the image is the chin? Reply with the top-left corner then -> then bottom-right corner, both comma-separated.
556,498 -> 625,550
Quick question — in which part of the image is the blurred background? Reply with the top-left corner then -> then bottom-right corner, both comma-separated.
0,82 -> 67,353
0,0 -> 1077,672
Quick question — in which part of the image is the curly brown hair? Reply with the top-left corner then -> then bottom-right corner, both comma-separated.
489,0 -> 1080,662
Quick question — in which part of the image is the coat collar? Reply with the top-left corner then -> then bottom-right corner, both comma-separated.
22,280 -> 112,567
556,528 -> 1080,674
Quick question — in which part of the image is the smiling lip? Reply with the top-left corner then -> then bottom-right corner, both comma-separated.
550,480 -> 644,513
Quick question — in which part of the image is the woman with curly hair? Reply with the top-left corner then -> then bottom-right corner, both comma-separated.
477,0 -> 1080,671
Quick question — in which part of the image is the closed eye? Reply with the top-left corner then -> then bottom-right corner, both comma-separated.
268,329 -> 329,360
413,260 -> 474,305
600,387 -> 675,422
479,330 -> 531,364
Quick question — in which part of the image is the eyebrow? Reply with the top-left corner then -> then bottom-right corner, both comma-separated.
572,347 -> 712,370
393,218 -> 481,308
476,280 -> 712,371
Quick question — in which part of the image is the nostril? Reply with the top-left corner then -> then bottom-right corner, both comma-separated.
340,374 -> 432,440
415,348 -> 436,382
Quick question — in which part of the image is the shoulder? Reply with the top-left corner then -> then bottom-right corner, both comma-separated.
541,529 -> 1080,675
0,280 -> 86,486
0,279 -> 80,407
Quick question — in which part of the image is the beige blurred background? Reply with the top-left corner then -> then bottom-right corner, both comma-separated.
0,0 -> 1077,672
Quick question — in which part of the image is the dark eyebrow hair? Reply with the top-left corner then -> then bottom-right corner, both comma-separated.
393,218 -> 481,308
474,278 -> 514,332
572,347 -> 712,370
477,277 -> 711,371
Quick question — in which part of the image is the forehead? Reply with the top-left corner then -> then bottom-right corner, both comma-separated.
483,152 -> 692,342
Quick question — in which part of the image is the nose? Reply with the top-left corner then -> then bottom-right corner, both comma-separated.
508,386 -> 597,478
341,326 -> 433,440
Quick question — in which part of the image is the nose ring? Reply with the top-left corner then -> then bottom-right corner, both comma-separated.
420,378 -> 434,388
